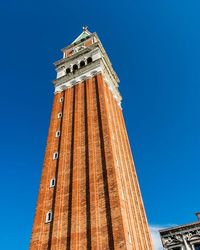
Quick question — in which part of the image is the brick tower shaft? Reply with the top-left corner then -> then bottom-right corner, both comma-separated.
30,28 -> 153,250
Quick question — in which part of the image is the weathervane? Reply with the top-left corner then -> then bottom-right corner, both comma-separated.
82,26 -> 88,31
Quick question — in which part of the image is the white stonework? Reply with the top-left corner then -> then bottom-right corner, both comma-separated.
53,31 -> 122,106
55,47 -> 101,79
160,221 -> 200,250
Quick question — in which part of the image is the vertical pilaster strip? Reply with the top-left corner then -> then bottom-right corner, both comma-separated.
50,88 -> 71,249
70,85 -> 78,249
112,92 -> 143,249
66,87 -> 76,249
49,91 -> 65,249
59,88 -> 74,249
96,73 -> 126,249
105,83 -> 138,250
95,74 -> 114,249
91,76 -> 109,248
30,93 -> 63,250
84,80 -> 92,249
42,92 -> 63,249
118,108 -> 153,249
57,88 -> 72,249
78,82 -> 87,249
70,83 -> 82,249
86,78 -> 100,249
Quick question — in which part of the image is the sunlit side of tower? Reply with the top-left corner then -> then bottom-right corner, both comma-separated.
30,28 -> 153,250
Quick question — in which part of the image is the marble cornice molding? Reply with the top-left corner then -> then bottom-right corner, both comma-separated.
54,44 -> 97,68
161,224 -> 200,249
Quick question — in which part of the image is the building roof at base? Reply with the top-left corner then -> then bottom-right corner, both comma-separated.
160,221 -> 200,235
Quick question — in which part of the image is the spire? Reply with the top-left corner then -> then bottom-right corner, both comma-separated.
72,26 -> 91,44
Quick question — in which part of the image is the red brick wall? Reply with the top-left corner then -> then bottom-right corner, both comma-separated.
30,73 -> 153,249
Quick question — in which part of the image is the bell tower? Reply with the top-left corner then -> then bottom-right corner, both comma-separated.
30,27 -> 153,250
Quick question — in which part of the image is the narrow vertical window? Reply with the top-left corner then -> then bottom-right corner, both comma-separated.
122,191 -> 125,201
50,178 -> 56,188
66,68 -> 71,75
53,152 -> 58,160
55,130 -> 60,137
45,211 -> 52,223
116,160 -> 119,167
57,112 -> 62,119
59,97 -> 64,103
128,232 -> 132,244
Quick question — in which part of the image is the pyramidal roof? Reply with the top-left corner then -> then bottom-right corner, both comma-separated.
72,26 -> 92,44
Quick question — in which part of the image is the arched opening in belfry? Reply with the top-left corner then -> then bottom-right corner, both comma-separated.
73,64 -> 78,73
80,61 -> 85,68
66,68 -> 71,74
87,57 -> 92,64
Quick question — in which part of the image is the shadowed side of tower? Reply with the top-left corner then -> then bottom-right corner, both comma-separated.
30,28 -> 153,250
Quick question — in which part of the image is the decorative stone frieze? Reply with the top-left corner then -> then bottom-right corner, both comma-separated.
160,221 -> 200,250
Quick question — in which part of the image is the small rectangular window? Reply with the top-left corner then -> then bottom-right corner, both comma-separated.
55,131 -> 60,137
53,152 -> 58,160
45,211 -> 52,223
60,97 -> 64,103
128,232 -> 132,244
57,112 -> 62,119
116,160 -> 119,167
122,191 -> 125,201
50,178 -> 56,188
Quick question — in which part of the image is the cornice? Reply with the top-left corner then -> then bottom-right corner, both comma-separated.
54,44 -> 97,67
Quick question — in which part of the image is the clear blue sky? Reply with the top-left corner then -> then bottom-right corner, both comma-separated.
0,0 -> 200,249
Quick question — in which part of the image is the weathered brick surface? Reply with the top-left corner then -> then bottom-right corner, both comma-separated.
30,92 -> 64,249
30,73 -> 153,250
